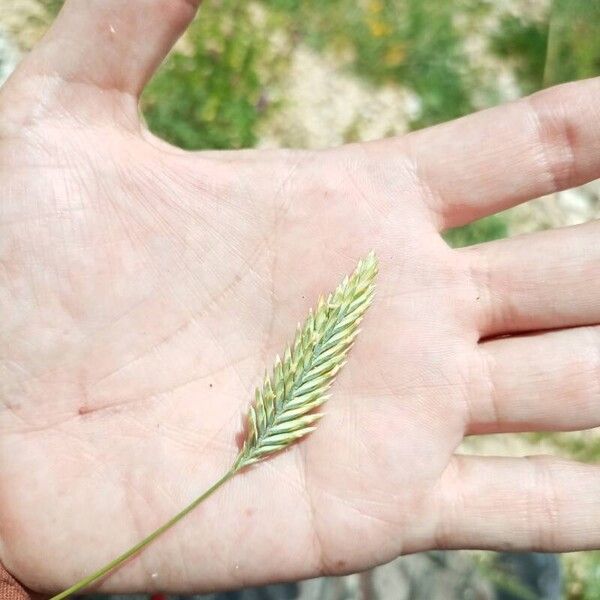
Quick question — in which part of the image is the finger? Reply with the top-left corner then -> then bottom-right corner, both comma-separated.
371,77 -> 600,229
20,0 -> 199,96
468,220 -> 600,337
467,326 -> 600,434
437,455 -> 600,551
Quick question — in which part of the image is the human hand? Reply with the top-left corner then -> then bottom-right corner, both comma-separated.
1,0 -> 599,594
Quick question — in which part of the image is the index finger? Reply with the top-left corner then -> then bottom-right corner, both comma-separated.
369,77 -> 600,230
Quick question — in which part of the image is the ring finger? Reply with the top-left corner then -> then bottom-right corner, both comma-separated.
467,324 -> 600,434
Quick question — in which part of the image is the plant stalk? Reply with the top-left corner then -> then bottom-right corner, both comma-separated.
50,466 -> 238,600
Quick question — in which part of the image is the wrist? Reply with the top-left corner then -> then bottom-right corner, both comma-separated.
0,562 -> 30,600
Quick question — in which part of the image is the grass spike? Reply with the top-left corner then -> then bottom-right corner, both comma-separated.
234,251 -> 378,470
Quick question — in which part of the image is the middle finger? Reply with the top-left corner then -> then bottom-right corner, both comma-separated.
467,220 -> 600,338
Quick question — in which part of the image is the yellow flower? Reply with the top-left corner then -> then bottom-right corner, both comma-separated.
367,0 -> 384,13
368,19 -> 392,38
384,44 -> 406,66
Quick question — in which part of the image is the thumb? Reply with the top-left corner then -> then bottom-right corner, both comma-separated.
14,0 -> 199,98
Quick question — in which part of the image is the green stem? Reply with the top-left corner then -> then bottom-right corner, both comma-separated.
50,466 -> 238,600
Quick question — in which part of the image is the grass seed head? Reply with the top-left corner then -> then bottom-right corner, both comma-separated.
234,251 -> 378,470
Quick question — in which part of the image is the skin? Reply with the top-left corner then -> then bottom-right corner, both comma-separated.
1,0 -> 599,594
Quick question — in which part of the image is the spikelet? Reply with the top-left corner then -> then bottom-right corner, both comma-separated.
233,251 -> 378,470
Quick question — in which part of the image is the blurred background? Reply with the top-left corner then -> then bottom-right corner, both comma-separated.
1,0 -> 600,598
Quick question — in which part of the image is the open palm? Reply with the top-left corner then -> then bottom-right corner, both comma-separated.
1,1 -> 600,594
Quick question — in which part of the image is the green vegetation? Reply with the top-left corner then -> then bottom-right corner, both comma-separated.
564,551 -> 600,599
491,15 -> 548,94
491,0 -> 600,92
545,0 -> 600,86
264,0 -> 476,129
444,215 -> 508,248
142,2 -> 288,150
140,0 -> 486,149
